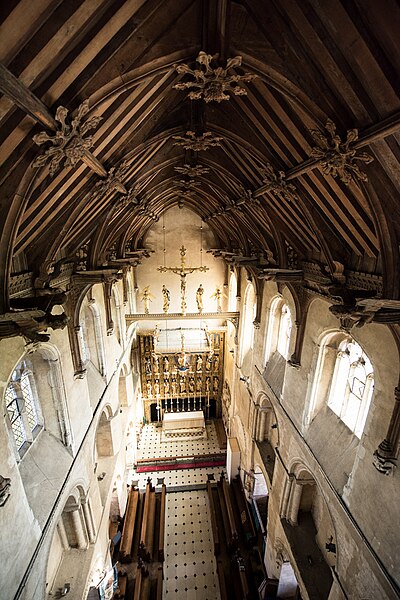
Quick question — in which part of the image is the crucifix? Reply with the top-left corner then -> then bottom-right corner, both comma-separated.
158,245 -> 209,315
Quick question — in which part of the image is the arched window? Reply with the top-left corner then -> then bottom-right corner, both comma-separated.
78,320 -> 90,364
327,339 -> 374,438
264,297 -> 292,363
306,332 -> 374,439
277,304 -> 292,358
228,271 -> 237,312
111,287 -> 124,345
4,359 -> 43,456
239,282 -> 256,365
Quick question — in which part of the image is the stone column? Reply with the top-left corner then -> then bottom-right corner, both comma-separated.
280,474 -> 293,520
82,500 -> 96,544
57,519 -> 70,550
288,481 -> 303,526
257,411 -> 267,442
70,507 -> 87,549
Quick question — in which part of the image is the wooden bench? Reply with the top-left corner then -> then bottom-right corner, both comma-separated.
155,566 -> 163,600
120,486 -> 139,562
114,573 -> 127,599
207,481 -> 220,555
139,481 -> 153,562
216,560 -> 228,600
158,484 -> 166,561
221,476 -> 238,549
232,476 -> 256,546
133,567 -> 142,600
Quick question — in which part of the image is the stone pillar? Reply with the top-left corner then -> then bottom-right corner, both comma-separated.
288,481 -> 303,525
280,474 -> 293,520
57,519 -> 70,551
70,507 -> 87,549
257,411 -> 267,442
82,500 -> 96,544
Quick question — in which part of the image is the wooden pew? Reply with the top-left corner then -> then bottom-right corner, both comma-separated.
216,560 -> 228,600
139,481 -> 152,562
158,484 -> 166,561
155,566 -> 163,600
221,476 -> 238,549
114,573 -> 127,599
207,481 -> 220,555
133,567 -> 143,600
232,476 -> 256,546
217,481 -> 232,548
145,489 -> 156,560
120,486 -> 139,562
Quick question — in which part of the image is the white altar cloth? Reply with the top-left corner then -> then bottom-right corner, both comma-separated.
162,410 -> 205,431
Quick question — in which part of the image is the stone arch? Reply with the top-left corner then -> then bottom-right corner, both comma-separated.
118,361 -> 131,408
283,460 -> 338,570
304,328 -> 375,439
95,404 -> 115,460
34,342 -> 74,451
238,281 -> 256,367
3,343 -> 73,459
87,299 -> 107,377
256,392 -> 280,448
264,294 -> 294,364
111,286 -> 124,346
228,270 -> 237,311
46,481 -> 96,597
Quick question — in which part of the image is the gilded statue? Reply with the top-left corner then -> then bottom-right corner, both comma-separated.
196,284 -> 204,313
211,287 -> 225,313
162,285 -> 170,313
140,286 -> 154,314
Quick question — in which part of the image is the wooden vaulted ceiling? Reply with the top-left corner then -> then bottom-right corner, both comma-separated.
0,0 -> 400,312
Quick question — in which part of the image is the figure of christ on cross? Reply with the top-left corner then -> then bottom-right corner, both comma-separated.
157,245 -> 209,315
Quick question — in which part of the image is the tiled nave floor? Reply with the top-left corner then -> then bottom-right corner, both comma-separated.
129,421 -> 224,599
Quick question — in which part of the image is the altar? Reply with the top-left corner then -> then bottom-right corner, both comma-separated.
161,410 -> 206,441
163,410 -> 205,430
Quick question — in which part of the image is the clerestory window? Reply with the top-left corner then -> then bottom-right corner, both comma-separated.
5,360 -> 43,457
327,339 -> 374,438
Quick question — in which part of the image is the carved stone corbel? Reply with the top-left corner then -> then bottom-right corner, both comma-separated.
373,386 -> 400,475
103,280 -> 114,335
287,284 -> 312,368
122,266 -> 130,305
64,285 -> 88,378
